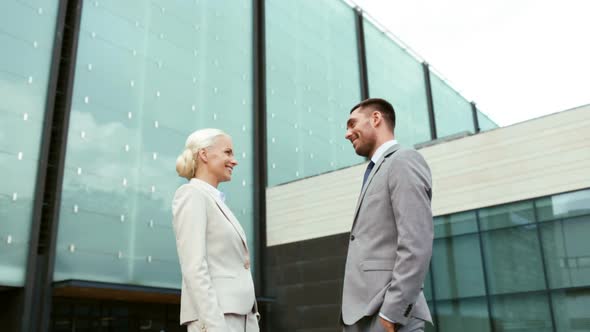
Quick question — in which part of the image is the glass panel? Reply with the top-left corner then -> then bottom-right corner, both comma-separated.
436,297 -> 491,332
481,225 -> 546,294
53,0 -> 253,288
432,234 -> 486,300
364,20 -> 430,146
479,200 -> 535,231
265,0 -> 363,186
541,216 -> 590,289
490,292 -> 553,332
477,109 -> 498,132
434,211 -> 477,238
430,72 -> 474,138
0,0 -> 59,286
552,288 -> 590,332
536,189 -> 590,222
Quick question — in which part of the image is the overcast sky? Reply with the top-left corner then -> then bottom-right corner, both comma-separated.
352,0 -> 590,126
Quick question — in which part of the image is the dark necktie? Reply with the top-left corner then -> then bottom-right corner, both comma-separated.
362,161 -> 375,188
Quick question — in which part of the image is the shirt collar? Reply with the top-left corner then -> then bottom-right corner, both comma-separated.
190,178 -> 226,202
370,139 -> 398,164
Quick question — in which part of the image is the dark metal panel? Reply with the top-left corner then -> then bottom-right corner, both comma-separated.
21,1 -> 84,331
422,62 -> 437,140
354,8 -> 369,100
475,210 -> 496,332
471,102 -> 481,133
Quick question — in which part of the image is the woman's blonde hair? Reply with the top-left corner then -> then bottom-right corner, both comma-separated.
176,128 -> 227,180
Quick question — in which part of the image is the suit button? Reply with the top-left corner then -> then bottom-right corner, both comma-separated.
350,235 -> 355,241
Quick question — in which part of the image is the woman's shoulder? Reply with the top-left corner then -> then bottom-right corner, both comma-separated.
174,182 -> 208,200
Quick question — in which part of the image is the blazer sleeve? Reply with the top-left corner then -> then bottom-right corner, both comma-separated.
380,150 -> 434,325
172,186 -> 228,331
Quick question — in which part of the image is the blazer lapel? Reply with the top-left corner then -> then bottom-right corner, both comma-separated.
190,181 -> 249,251
351,144 -> 401,229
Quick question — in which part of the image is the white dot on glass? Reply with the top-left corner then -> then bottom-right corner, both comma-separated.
191,105 -> 196,111
94,1 -> 99,7
124,144 -> 130,152
159,33 -> 164,39
271,89 -> 275,95
296,171 -> 300,177
27,76 -> 33,84
38,7 -> 43,14
271,113 -> 275,118
242,180 -> 246,187
294,123 -> 298,129
132,49 -> 137,56
193,24 -> 199,30
12,193 -> 18,201
193,50 -> 198,57
295,147 -> 299,153
242,99 -> 246,105
6,235 -> 12,245
213,87 -> 218,93
127,112 -> 132,119
91,32 -> 96,38
130,80 -> 135,87
135,21 -> 140,27
117,251 -> 123,259
331,161 -> 335,167
157,61 -> 162,68
161,7 -> 165,13
213,113 -> 217,120
152,152 -> 158,160
242,74 -> 247,81
149,220 -> 155,228
192,76 -> 197,83
80,131 -> 86,139
68,244 -> 76,252
120,214 -> 125,222
156,91 -> 161,97
293,100 -> 297,105
272,163 -> 276,169
84,96 -> 89,104
271,137 -> 275,143
242,125 -> 246,132
122,178 -> 127,187
17,152 -> 23,160
151,185 -> 156,193
87,64 -> 93,71
310,153 -> 314,159
73,205 -> 79,213
308,107 -> 312,113
77,167 -> 82,175
154,121 -> 159,128
33,41 -> 38,48
147,256 -> 152,263
215,35 -> 219,41
23,113 -> 29,121
309,130 -> 313,136
242,152 -> 246,159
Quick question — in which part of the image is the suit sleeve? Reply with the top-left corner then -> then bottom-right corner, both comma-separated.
172,186 -> 228,331
380,150 -> 433,325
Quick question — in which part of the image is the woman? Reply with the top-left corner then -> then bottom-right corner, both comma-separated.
172,128 -> 259,332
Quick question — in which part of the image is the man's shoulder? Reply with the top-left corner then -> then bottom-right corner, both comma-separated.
390,146 -> 423,161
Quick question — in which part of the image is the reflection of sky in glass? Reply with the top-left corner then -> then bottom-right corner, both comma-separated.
0,1 -> 59,286
54,0 -> 254,288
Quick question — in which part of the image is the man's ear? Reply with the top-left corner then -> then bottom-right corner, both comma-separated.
371,111 -> 382,127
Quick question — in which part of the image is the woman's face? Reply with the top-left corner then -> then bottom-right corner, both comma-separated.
203,135 -> 238,183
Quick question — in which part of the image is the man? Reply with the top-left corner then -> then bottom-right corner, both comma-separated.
341,98 -> 433,332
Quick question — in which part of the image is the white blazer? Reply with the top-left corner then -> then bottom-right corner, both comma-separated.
172,178 -> 257,330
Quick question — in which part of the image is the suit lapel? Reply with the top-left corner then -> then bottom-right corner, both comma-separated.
351,144 -> 400,229
190,181 -> 249,251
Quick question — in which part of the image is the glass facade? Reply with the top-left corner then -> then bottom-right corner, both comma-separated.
52,0 -> 254,288
265,0 -> 363,186
430,188 -> 590,332
0,0 -> 59,286
364,20 -> 431,147
477,109 -> 498,132
430,72 -> 475,138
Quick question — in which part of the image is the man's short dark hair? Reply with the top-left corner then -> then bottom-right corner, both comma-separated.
350,98 -> 396,130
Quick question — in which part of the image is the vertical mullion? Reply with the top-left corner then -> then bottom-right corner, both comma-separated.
354,7 -> 369,100
253,0 -> 268,307
471,102 -> 480,133
422,62 -> 437,140
475,210 -> 495,332
532,200 -> 558,332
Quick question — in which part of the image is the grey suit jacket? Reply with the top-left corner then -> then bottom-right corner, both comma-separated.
341,144 -> 433,326
172,179 -> 257,331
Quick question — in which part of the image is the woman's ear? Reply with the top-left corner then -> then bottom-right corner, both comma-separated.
196,149 -> 208,164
